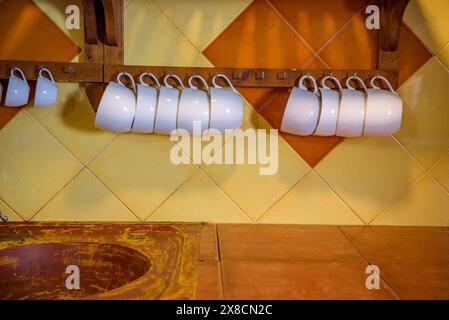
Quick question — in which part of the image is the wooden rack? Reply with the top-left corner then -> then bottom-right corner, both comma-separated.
0,0 -> 409,111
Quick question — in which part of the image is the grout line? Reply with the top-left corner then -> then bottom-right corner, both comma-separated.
83,167 -> 144,222
215,227 -> 226,299
28,166 -> 84,221
149,0 -> 204,55
312,169 -> 366,225
0,195 -> 27,222
143,167 -> 200,221
390,134 -> 427,172
368,172 -> 428,225
312,168 -> 367,225
23,109 -> 84,167
253,170 -> 310,223
197,166 -> 255,223
265,0 -> 318,56
336,226 -> 402,300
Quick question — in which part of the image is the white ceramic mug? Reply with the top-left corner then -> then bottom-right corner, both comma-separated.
131,72 -> 160,133
281,75 -> 319,136
5,67 -> 30,107
95,72 -> 136,133
34,68 -> 58,107
177,75 -> 210,135
315,75 -> 342,136
336,75 -> 367,137
364,75 -> 403,136
209,74 -> 243,133
154,74 -> 184,135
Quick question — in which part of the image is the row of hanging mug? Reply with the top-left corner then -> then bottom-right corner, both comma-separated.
95,72 -> 244,134
0,67 -> 58,107
281,74 -> 403,137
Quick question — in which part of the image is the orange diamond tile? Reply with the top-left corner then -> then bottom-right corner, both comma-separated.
268,0 -> 369,52
318,10 -> 378,69
0,0 -> 80,61
258,89 -> 343,167
203,0 -> 314,69
0,0 -> 80,129
398,23 -> 433,85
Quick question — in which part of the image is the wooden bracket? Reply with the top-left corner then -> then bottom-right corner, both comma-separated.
378,0 -> 410,70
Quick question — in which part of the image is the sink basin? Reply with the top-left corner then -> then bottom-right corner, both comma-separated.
0,223 -> 201,300
0,242 -> 151,300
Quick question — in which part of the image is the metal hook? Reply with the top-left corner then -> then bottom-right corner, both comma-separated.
255,70 -> 265,80
278,71 -> 288,80
232,72 -> 242,80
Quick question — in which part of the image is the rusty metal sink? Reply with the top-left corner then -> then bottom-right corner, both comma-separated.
0,223 -> 201,300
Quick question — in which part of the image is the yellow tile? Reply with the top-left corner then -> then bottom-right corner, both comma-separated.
33,0 -> 84,62
0,111 -> 82,220
148,169 -> 250,223
201,113 -> 311,221
88,133 -> 196,220
33,169 -> 138,221
395,57 -> 449,168
404,0 -> 449,54
373,175 -> 449,226
152,0 -> 253,51
430,152 -> 449,192
27,83 -> 116,164
0,198 -> 23,222
315,136 -> 424,224
437,42 -> 449,69
192,52 -> 214,67
125,0 -> 202,66
259,171 -> 363,225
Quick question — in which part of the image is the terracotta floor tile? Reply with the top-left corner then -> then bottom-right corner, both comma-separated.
258,89 -> 344,167
340,226 -> 449,265
398,23 -> 433,85
202,0 -> 314,68
199,224 -> 218,261
268,0 -> 368,52
221,260 -> 397,299
218,224 -> 360,261
319,10 -> 378,69
378,263 -> 449,300
196,261 -> 222,300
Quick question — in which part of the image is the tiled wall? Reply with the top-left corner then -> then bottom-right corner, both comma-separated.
0,0 -> 448,225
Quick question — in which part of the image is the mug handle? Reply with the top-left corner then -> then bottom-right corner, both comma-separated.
38,68 -> 55,84
346,75 -> 368,93
298,75 -> 318,94
370,75 -> 398,96
11,67 -> 27,82
320,75 -> 343,92
212,74 -> 239,94
163,74 -> 185,89
116,72 -> 136,92
188,74 -> 209,91
139,72 -> 160,87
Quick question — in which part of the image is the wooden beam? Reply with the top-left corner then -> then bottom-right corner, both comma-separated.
0,60 -> 103,82
103,0 -> 124,64
82,0 -> 99,44
104,65 -> 399,89
102,0 -> 118,46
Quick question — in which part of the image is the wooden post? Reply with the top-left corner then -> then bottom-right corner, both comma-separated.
377,0 -> 410,70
